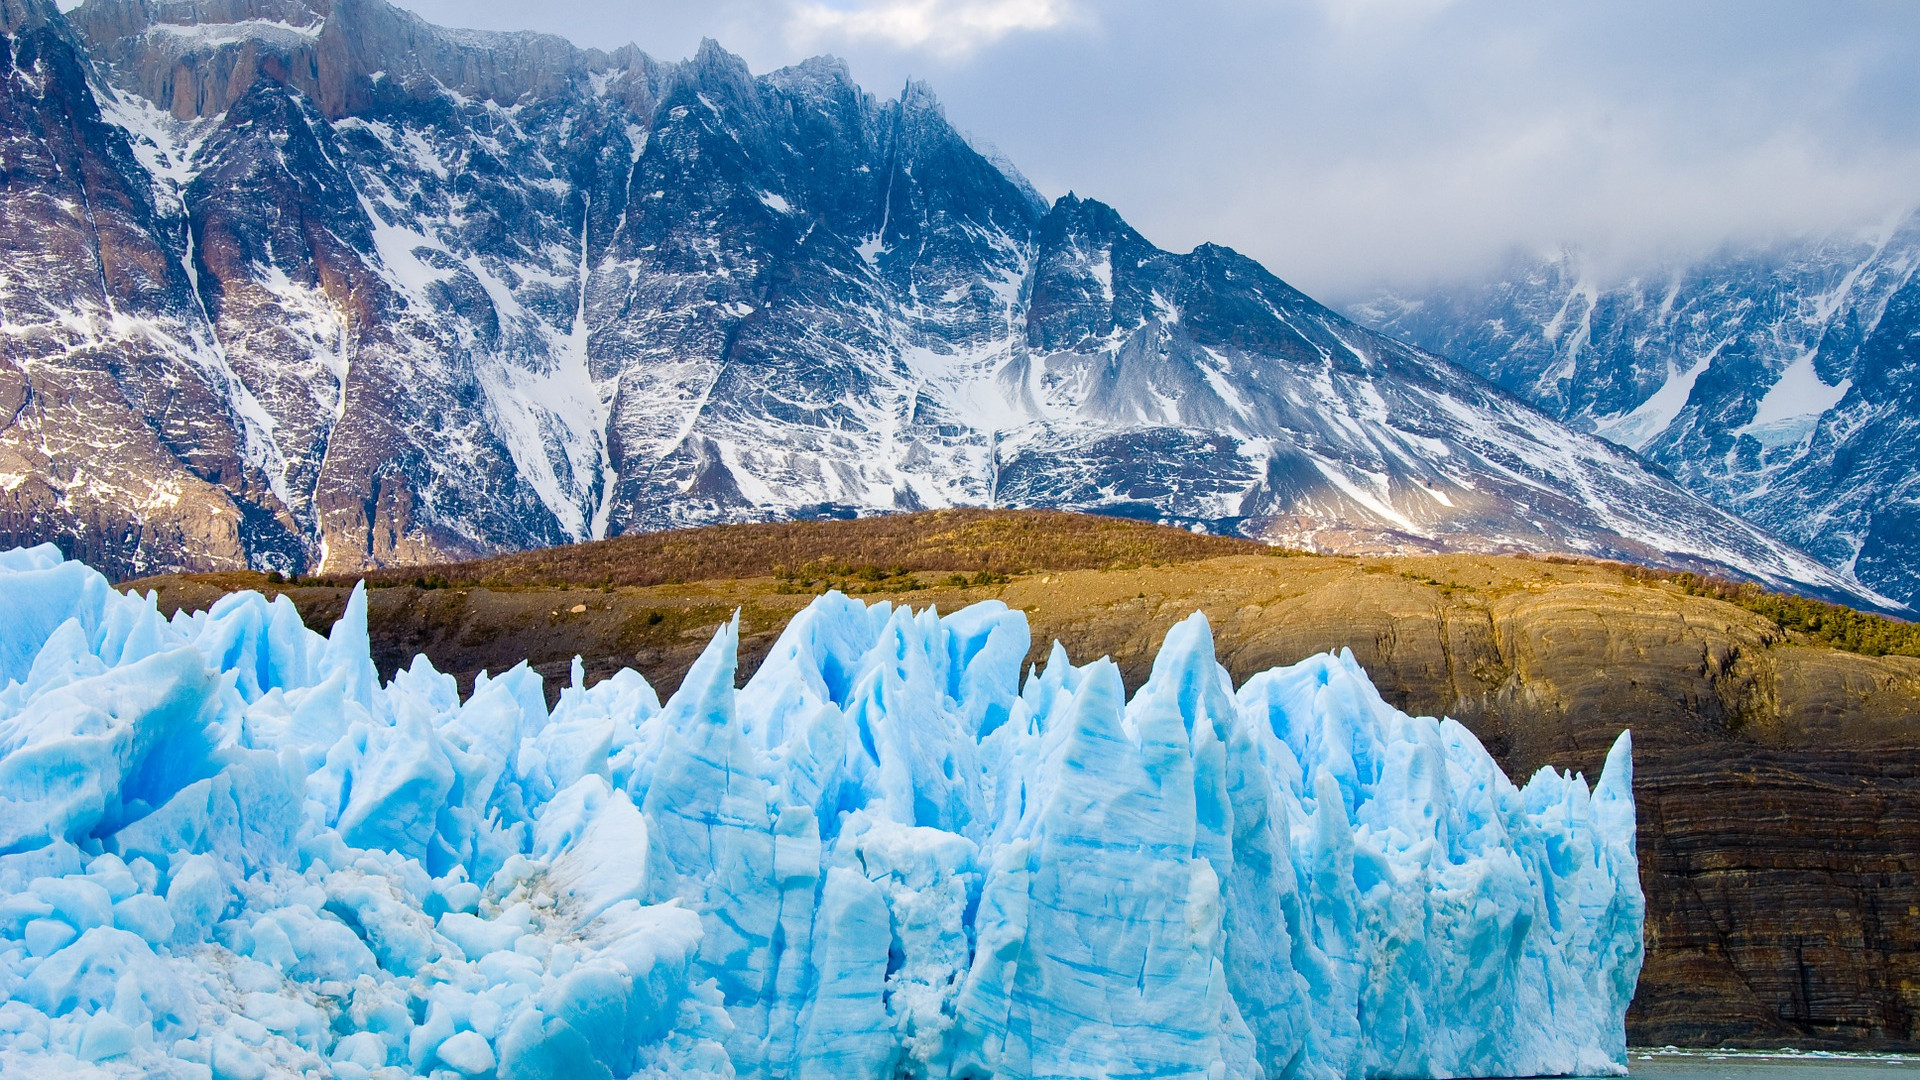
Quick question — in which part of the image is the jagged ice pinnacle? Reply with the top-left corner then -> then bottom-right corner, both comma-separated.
0,546 -> 1643,1078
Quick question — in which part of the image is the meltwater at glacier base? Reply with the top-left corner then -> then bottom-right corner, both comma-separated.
0,545 -> 1643,1080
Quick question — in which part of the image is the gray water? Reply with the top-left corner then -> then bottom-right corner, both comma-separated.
1629,1052 -> 1920,1080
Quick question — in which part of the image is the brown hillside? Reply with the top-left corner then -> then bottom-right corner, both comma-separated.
318,508 -> 1270,589
123,510 -> 1920,1052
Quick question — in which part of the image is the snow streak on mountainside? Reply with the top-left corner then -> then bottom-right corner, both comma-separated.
1353,217 -> 1920,607
0,547 -> 1644,1079
0,0 -> 1886,609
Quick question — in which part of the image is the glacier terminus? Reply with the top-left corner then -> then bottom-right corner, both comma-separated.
0,546 -> 1644,1079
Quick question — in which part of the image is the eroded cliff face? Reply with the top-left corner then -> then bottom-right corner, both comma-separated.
0,1 -> 262,574
128,546 -> 1920,1049
1110,570 -> 1920,1048
1008,563 -> 1920,1048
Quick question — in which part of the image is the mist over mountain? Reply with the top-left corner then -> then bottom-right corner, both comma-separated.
0,0 -> 1884,608
1354,216 -> 1920,608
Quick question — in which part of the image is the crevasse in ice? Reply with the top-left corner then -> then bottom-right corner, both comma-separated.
0,546 -> 1643,1079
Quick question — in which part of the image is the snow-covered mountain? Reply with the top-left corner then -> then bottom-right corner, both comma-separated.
1353,216 -> 1920,608
0,0 -> 1886,608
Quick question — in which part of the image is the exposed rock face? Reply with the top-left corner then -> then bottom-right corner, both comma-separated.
1352,221 -> 1920,608
0,0 -> 1883,608
1633,748 -> 1920,1046
1033,572 -> 1920,1051
0,0 -> 259,574
129,543 -> 1920,1049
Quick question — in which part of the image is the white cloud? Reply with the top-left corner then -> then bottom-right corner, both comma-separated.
1314,0 -> 1458,34
1211,110 -> 1920,298
785,0 -> 1078,58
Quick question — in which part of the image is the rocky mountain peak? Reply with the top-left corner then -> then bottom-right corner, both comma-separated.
688,35 -> 750,85
0,0 -> 63,36
71,0 -> 594,119
1353,211 -> 1920,608
0,2 -> 1891,611
764,52 -> 854,96
898,75 -> 944,115
1038,192 -> 1138,247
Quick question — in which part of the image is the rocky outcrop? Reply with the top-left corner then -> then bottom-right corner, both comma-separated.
71,0 -> 603,121
0,0 -> 263,575
1632,748 -> 1920,1046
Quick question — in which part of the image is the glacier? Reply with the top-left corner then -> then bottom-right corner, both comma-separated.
0,545 -> 1643,1080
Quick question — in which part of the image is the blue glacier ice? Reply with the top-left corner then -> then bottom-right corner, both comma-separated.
0,546 -> 1643,1079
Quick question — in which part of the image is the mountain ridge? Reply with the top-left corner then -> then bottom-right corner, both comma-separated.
0,0 -> 1892,610
1352,215 -> 1920,608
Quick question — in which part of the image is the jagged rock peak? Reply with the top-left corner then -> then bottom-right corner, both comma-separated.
0,0 -> 64,35
666,35 -> 761,116
765,52 -> 854,89
899,76 -> 945,113
0,0 -> 1888,614
71,0 -> 597,117
689,35 -> 749,79
1043,192 -> 1135,236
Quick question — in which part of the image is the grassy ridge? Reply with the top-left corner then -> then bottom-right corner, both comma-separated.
320,509 -> 1276,590
1667,573 -> 1920,658
272,508 -> 1917,660
1551,556 -> 1920,656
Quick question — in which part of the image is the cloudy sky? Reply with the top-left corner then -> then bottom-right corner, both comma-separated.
394,0 -> 1920,299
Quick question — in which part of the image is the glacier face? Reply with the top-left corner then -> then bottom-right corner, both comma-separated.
0,546 -> 1644,1079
